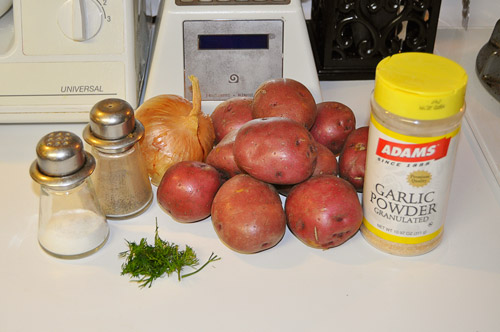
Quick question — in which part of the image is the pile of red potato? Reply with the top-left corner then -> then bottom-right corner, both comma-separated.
157,78 -> 368,254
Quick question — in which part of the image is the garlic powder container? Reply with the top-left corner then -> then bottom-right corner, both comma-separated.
361,52 -> 468,256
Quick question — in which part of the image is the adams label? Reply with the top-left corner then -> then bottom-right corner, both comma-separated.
362,115 -> 460,244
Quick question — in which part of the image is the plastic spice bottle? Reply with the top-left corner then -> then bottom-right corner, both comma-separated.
30,131 -> 109,259
361,52 -> 468,256
83,98 -> 153,219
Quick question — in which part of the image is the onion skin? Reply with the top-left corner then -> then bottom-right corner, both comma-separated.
136,76 -> 215,186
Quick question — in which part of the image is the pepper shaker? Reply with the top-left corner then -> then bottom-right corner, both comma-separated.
30,131 -> 109,259
83,98 -> 153,219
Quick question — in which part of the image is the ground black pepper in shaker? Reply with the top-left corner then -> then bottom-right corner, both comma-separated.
83,98 -> 153,219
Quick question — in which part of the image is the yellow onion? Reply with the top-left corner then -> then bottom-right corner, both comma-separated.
135,76 -> 215,186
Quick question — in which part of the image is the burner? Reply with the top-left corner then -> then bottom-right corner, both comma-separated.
476,19 -> 500,103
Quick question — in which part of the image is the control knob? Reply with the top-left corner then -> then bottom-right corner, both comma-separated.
57,0 -> 103,42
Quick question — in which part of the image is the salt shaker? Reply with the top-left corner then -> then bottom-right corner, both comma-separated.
30,131 -> 109,259
83,98 -> 153,219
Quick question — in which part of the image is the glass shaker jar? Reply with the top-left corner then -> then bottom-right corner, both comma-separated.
30,131 -> 109,259
83,98 -> 153,219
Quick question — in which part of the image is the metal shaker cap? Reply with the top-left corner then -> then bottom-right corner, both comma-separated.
36,131 -> 85,176
30,131 -> 95,188
83,98 -> 145,153
89,98 -> 135,140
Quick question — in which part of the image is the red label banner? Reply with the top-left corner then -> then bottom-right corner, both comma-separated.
376,137 -> 451,162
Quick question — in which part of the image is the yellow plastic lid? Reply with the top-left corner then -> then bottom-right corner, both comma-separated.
374,52 -> 468,120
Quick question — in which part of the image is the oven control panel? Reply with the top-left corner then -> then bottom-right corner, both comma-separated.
183,20 -> 283,101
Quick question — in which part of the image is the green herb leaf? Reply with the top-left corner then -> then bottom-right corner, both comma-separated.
120,220 -> 221,288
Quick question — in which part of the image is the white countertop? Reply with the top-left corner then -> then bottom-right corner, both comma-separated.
2,28 -> 500,332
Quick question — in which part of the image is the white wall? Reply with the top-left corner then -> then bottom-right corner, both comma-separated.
437,0 -> 499,28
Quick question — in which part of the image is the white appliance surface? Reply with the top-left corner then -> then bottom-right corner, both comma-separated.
1,25 -> 500,331
0,0 -> 150,123
0,0 -> 11,17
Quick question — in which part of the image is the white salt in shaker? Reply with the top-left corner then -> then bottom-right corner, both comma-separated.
82,98 -> 153,219
30,131 -> 109,259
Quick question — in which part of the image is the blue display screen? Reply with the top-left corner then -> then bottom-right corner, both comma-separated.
198,34 -> 269,50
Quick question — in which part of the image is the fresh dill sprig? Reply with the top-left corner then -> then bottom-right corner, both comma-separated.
119,220 -> 221,288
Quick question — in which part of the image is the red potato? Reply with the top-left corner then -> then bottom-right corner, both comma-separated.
339,126 -> 368,192
233,117 -> 317,185
205,129 -> 243,179
211,97 -> 253,143
285,175 -> 363,249
312,141 -> 338,177
157,161 -> 224,223
211,174 -> 286,254
276,141 -> 338,196
252,78 -> 318,129
310,101 -> 356,155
